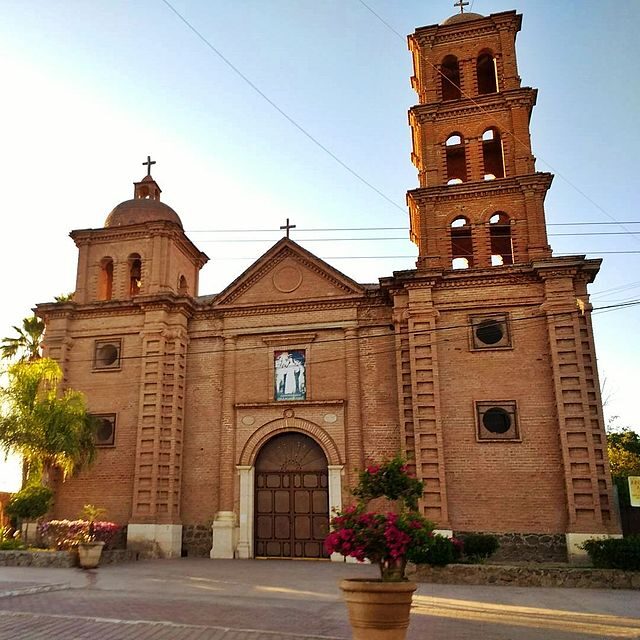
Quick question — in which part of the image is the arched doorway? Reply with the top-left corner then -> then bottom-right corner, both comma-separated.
254,432 -> 329,558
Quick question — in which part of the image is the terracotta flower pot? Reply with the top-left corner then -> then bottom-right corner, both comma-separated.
339,578 -> 417,640
77,541 -> 105,569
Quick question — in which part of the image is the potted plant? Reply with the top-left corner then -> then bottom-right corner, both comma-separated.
76,504 -> 106,569
325,456 -> 442,639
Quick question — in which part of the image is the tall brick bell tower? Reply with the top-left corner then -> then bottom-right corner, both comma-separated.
386,8 -> 620,560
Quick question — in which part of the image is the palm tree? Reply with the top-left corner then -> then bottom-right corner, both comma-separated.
0,358 -> 97,486
1,316 -> 45,362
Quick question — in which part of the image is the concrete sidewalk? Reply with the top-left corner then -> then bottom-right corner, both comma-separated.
1,559 -> 639,639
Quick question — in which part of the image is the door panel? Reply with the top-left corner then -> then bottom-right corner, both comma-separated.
254,433 -> 330,559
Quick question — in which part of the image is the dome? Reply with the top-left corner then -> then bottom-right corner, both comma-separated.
441,12 -> 484,26
104,198 -> 183,229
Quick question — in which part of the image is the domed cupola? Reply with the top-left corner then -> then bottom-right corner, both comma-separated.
70,156 -> 208,304
104,157 -> 183,229
440,11 -> 484,25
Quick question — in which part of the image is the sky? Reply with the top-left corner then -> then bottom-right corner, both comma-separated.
0,1 -> 639,488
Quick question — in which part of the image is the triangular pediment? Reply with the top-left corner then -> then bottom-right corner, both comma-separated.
213,238 -> 365,306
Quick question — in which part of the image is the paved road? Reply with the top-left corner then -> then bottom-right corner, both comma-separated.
0,559 -> 639,639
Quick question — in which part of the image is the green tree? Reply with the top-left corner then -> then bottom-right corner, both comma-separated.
1,316 -> 45,362
0,358 -> 97,486
607,423 -> 640,507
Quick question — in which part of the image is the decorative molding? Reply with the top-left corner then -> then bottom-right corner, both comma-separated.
235,400 -> 344,409
238,417 -> 342,466
410,88 -> 536,123
261,332 -> 317,346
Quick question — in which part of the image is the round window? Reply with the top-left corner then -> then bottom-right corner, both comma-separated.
97,343 -> 119,367
482,407 -> 511,434
475,319 -> 503,345
96,418 -> 114,443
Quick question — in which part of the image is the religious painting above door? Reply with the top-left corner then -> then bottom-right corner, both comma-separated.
274,350 -> 306,401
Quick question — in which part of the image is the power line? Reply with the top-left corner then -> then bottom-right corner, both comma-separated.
160,0 -> 407,216
356,0 -> 639,243
206,251 -> 640,261
25,298 -> 640,375
186,221 -> 640,234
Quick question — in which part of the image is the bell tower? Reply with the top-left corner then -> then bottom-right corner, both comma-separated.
387,8 -> 620,560
407,10 -> 552,270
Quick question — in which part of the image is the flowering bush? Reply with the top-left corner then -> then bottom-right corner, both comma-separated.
325,456 -> 461,581
38,519 -> 122,550
353,455 -> 423,510
325,505 -> 434,580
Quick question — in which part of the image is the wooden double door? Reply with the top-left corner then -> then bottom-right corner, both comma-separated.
254,433 -> 329,559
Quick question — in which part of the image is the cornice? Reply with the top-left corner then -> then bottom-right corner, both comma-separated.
410,11 -> 521,48
37,294 -> 196,321
70,223 -> 208,266
380,264 -> 544,293
532,255 -> 601,283
194,296 -> 387,319
409,88 -> 537,124
407,173 -> 553,204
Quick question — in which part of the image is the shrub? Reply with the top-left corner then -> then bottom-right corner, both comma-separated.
582,536 -> 640,571
6,485 -> 53,520
0,526 -> 24,550
461,533 -> 499,561
0,538 -> 25,550
408,534 -> 463,567
39,519 -> 122,550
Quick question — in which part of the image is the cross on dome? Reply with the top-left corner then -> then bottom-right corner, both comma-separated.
142,155 -> 156,177
454,0 -> 469,14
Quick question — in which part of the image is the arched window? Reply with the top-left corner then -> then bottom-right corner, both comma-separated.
178,275 -> 188,295
128,253 -> 142,296
482,128 -> 505,180
441,55 -> 461,101
477,51 -> 498,94
489,212 -> 513,266
445,134 -> 467,184
98,257 -> 113,301
451,216 -> 473,269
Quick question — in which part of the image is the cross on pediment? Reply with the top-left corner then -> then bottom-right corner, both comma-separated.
454,0 -> 469,14
142,155 -> 156,177
280,218 -> 296,238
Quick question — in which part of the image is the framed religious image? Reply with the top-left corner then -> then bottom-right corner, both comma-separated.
274,349 -> 306,401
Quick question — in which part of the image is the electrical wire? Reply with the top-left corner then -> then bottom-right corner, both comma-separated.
356,0 -> 640,243
159,0 -> 407,216
26,298 -> 640,375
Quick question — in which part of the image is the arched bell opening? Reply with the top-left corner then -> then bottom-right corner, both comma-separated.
441,54 -> 462,101
128,253 -> 142,296
98,257 -> 114,301
489,212 -> 514,266
451,216 -> 474,269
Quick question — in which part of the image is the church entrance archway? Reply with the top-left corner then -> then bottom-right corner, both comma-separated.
254,432 -> 329,558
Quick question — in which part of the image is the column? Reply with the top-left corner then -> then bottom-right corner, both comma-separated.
211,335 -> 237,558
344,327 -> 364,489
236,465 -> 254,559
327,464 -> 344,562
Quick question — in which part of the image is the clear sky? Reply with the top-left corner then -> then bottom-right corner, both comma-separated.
0,0 -> 638,490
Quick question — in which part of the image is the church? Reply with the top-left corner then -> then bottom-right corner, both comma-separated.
37,8 -> 620,562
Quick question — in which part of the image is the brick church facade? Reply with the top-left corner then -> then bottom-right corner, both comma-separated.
37,9 -> 620,561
